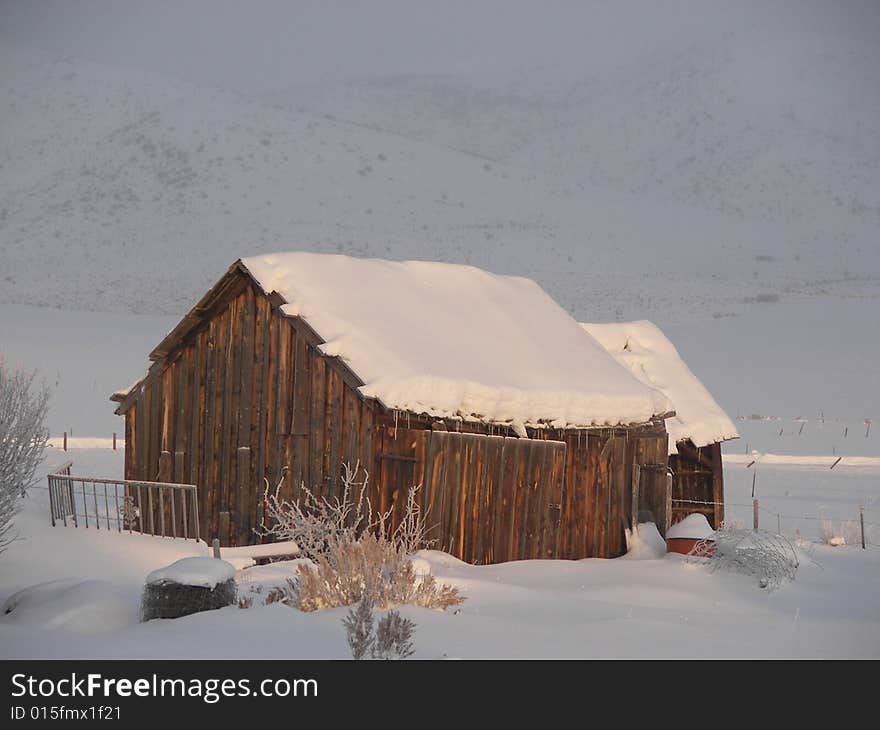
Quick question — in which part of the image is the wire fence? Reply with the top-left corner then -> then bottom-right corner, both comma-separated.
672,497 -> 878,548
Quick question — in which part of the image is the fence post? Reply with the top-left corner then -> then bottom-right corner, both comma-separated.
212,538 -> 221,559
48,475 -> 56,527
753,498 -> 759,530
63,431 -> 67,452
860,506 -> 866,549
113,432 -> 117,451
191,487 -> 200,543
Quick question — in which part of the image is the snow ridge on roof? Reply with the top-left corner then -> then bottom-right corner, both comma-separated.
581,320 -> 738,453
242,252 -> 672,430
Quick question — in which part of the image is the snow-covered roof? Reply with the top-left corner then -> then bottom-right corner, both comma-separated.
110,376 -> 144,402
241,252 -> 672,431
580,320 -> 738,452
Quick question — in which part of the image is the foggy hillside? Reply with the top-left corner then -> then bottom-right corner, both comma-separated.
0,1 -> 878,324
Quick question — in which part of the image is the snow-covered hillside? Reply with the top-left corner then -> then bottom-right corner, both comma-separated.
2,0 -> 878,322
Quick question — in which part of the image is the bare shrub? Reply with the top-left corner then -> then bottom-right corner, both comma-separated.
342,595 -> 375,659
291,530 -> 463,612
259,463 -> 370,561
690,526 -> 798,591
374,609 -> 416,660
342,596 -> 416,660
0,357 -> 50,555
261,463 -> 463,613
264,586 -> 286,605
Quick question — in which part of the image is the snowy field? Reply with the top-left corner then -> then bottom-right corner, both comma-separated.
1,446 -> 877,659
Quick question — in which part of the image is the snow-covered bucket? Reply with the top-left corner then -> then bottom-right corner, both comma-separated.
666,513 -> 715,556
140,557 -> 237,621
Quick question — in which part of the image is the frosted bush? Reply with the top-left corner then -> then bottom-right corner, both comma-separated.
262,463 -> 463,612
0,357 -> 50,556
690,526 -> 798,592
291,530 -> 463,612
259,462 -> 370,561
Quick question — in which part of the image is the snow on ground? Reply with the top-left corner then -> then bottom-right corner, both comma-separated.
1,448 -> 207,605
1,447 -> 877,659
621,522 -> 667,560
723,461 -> 880,545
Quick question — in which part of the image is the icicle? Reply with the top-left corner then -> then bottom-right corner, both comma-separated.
393,409 -> 399,439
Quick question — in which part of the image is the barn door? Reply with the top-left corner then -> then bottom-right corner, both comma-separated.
374,426 -> 566,564
633,463 -> 672,537
373,424 -> 421,521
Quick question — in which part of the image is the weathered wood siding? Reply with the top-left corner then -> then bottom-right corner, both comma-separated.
372,426 -> 567,563
669,442 -> 724,529
536,423 -> 667,558
122,273 -> 376,546
373,421 -> 668,562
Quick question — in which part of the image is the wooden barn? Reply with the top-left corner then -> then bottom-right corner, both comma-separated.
111,252 -> 677,563
581,321 -> 739,529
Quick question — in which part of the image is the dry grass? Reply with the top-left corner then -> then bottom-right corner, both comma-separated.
291,531 -> 463,612
818,516 -> 865,546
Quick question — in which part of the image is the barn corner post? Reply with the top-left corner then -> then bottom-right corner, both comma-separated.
631,463 -> 641,535
665,470 -> 673,535
711,442 -> 724,528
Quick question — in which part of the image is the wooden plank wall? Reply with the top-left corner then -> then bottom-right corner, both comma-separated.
669,442 -> 723,529
533,424 -> 666,558
372,426 -> 566,564
122,276 -> 376,546
373,422 -> 667,562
